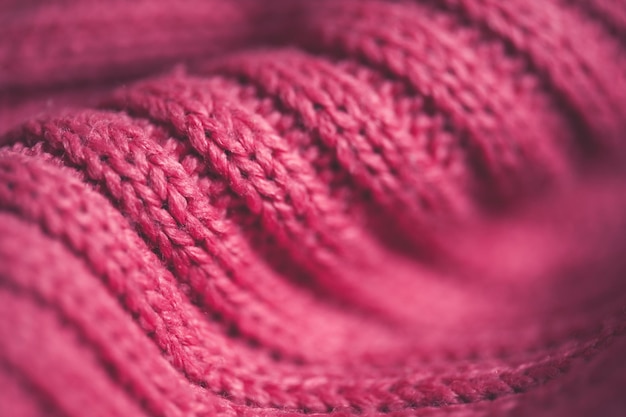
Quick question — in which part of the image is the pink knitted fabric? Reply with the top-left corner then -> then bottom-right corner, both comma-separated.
1,0 -> 626,416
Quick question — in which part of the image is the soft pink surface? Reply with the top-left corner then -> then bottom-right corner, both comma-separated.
1,1 -> 626,416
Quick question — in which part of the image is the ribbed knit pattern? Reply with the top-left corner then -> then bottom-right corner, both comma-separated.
1,0 -> 626,416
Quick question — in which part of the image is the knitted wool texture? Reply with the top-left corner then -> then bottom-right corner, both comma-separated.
1,0 -> 626,416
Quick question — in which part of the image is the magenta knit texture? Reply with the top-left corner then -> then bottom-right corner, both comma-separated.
1,0 -> 626,416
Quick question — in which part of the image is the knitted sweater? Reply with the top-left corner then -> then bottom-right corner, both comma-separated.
1,0 -> 626,416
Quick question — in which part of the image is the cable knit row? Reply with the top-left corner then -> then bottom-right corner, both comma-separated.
1,0 -> 626,416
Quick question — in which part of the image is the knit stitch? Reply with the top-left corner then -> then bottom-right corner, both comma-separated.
1,0 -> 626,416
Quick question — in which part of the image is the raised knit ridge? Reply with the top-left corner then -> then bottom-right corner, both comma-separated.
1,0 -> 626,416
